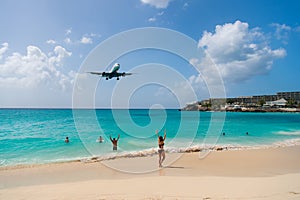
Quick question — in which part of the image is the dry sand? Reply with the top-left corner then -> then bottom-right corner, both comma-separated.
1,146 -> 300,199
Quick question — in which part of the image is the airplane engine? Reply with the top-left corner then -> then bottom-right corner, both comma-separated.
122,72 -> 126,76
102,72 -> 106,76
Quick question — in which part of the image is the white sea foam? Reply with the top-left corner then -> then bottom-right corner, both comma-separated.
275,130 -> 300,136
2,139 -> 300,168
273,138 -> 300,147
80,140 -> 300,163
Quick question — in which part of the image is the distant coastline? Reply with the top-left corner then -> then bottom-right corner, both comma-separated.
180,104 -> 300,112
180,91 -> 300,112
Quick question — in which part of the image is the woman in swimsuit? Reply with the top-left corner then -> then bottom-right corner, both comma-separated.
156,130 -> 166,167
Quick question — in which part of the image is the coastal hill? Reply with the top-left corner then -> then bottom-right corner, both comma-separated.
180,91 -> 300,112
180,101 -> 300,112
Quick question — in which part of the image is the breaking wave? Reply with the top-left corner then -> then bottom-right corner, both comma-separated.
80,138 -> 300,163
275,130 -> 300,136
2,139 -> 300,168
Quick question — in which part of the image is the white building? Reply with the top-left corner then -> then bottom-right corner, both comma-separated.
265,98 -> 287,107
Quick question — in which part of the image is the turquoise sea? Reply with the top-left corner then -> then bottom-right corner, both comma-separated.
0,109 -> 300,166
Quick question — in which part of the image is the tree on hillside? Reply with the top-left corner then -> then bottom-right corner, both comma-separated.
287,99 -> 297,107
226,99 -> 235,104
258,99 -> 265,107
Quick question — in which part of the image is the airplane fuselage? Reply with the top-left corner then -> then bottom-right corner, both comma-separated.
88,63 -> 131,80
110,63 -> 120,73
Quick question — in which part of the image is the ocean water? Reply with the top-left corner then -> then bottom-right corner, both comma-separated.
0,109 -> 300,166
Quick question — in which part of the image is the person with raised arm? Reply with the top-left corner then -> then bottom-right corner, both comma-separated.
110,134 -> 120,151
156,130 -> 166,167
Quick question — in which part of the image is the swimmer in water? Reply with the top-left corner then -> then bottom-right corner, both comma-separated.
98,136 -> 104,143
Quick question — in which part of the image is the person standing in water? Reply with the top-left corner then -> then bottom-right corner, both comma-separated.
110,134 -> 120,151
65,137 -> 69,143
98,136 -> 104,143
156,130 -> 166,167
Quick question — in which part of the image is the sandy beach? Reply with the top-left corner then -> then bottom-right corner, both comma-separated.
1,146 -> 300,200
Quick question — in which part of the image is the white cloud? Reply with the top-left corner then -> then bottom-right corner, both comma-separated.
0,42 -> 8,59
64,37 -> 72,44
63,33 -> 98,45
65,28 -> 72,35
295,26 -> 300,33
148,17 -> 156,22
141,0 -> 171,9
80,36 -> 92,44
46,39 -> 56,45
0,45 -> 73,91
183,2 -> 189,9
196,20 -> 286,84
157,11 -> 164,16
50,46 -> 72,66
271,23 -> 291,44
155,21 -> 287,102
148,11 -> 164,23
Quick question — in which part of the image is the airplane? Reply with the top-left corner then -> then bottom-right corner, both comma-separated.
87,63 -> 132,80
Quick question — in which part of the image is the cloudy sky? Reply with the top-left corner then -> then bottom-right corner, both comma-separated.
0,0 -> 299,108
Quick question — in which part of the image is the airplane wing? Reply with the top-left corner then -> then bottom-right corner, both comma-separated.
86,72 -> 103,76
87,72 -> 109,76
116,72 -> 133,77
87,71 -> 133,80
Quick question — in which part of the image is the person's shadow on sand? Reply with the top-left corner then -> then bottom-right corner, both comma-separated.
158,166 -> 185,176
162,166 -> 184,169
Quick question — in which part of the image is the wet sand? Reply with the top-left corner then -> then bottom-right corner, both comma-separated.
1,146 -> 300,199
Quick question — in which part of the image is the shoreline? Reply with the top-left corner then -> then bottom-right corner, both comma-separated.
180,106 -> 300,112
1,107 -> 300,112
1,145 -> 300,199
2,145 -> 300,177
2,138 -> 300,170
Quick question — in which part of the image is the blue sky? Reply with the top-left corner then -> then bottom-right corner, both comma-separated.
0,0 -> 299,108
